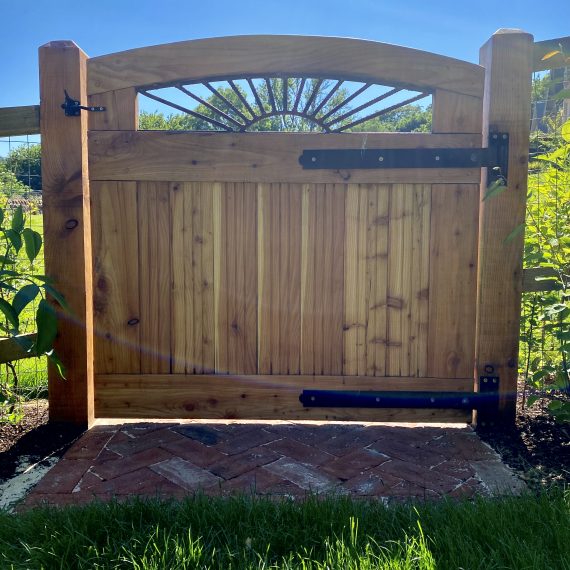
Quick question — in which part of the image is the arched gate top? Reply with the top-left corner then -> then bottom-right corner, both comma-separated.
87,35 -> 484,99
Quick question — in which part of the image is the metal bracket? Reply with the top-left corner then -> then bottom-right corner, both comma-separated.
299,132 -> 509,183
299,375 -> 500,417
61,90 -> 105,117
476,365 -> 501,428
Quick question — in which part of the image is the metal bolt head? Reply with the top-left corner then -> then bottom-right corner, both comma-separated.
378,156 -> 384,162
311,156 -> 317,162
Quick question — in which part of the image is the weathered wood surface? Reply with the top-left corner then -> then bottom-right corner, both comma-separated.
533,35 -> 570,71
95,374 -> 472,421
0,334 -> 37,364
476,29 -> 533,419
0,105 -> 40,136
88,131 -> 482,184
87,35 -> 484,97
40,41 -> 94,426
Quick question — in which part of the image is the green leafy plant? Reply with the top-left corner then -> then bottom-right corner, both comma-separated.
0,204 -> 66,422
521,118 -> 570,422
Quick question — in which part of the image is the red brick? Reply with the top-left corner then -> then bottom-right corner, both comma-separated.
265,424 -> 358,447
319,426 -> 384,456
107,428 -> 184,456
369,439 -> 446,468
150,457 -> 222,491
377,460 -> 460,493
321,447 -> 390,480
93,466 -> 185,496
64,428 -> 117,460
90,447 -> 173,481
263,437 -> 335,466
264,457 -> 340,492
161,437 -> 228,468
209,446 -> 280,480
432,459 -> 475,480
222,469 -> 304,496
32,459 -> 92,494
213,428 -> 278,455
386,481 -> 441,500
342,470 -> 403,496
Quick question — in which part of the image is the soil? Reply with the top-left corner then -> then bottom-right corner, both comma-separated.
0,392 -> 568,498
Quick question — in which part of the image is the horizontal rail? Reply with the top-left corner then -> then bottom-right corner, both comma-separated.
0,105 -> 40,136
0,333 -> 37,364
522,267 -> 562,292
533,35 -> 570,71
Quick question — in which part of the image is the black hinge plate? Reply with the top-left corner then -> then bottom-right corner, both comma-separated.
300,381 -> 500,411
299,132 -> 509,182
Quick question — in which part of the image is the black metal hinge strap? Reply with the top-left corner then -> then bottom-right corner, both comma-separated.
61,90 -> 106,116
299,132 -> 509,182
299,387 -> 499,410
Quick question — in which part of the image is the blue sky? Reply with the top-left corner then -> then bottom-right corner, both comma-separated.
0,0 -> 566,108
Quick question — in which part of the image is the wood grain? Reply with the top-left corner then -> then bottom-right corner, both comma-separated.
88,131 -> 483,185
87,35 -> 484,97
95,373 -> 472,421
39,41 -> 94,426
0,105 -> 40,136
92,181 -> 140,374
476,30 -> 534,418
88,88 -> 138,130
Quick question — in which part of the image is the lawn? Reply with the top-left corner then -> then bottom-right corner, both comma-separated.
1,492 -> 569,569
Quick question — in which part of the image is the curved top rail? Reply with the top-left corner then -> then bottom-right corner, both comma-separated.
87,35 -> 484,98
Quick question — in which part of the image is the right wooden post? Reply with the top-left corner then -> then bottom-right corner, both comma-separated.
476,29 -> 533,424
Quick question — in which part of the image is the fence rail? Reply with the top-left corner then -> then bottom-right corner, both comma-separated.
0,105 -> 40,136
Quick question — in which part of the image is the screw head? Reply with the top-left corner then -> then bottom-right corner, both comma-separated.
311,156 -> 317,162
378,156 -> 384,162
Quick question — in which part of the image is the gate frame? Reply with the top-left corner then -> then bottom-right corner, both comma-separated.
39,30 -> 533,427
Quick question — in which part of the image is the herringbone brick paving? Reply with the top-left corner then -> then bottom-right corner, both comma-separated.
21,421 -> 524,508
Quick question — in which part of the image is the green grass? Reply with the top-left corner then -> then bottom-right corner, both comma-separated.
1,492 -> 569,569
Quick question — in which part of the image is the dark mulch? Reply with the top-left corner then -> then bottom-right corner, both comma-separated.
1,392 -> 569,494
0,401 -> 83,483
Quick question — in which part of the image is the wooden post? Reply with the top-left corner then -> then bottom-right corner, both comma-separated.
476,29 -> 533,423
39,41 -> 94,427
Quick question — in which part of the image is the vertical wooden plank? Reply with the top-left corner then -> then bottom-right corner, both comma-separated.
321,184 -> 335,374
269,183 -> 281,373
432,90 -> 483,134
300,184 -> 315,374
399,185 -> 414,377
386,185 -> 404,376
313,184 -> 326,374
330,184 -> 345,374
138,182 -> 171,373
428,184 -> 479,378
170,182 -> 187,373
343,184 -> 359,375
410,184 -> 431,377
278,182 -> 290,374
192,184 -> 205,373
225,183 -> 237,373
88,87 -> 138,130
200,183 -> 216,373
40,41 -> 94,426
365,186 -> 379,376
92,181 -> 140,374
477,30 -> 533,420
243,183 -> 258,374
356,185 -> 369,376
288,183 -> 302,375
213,183 -> 225,373
258,183 -> 272,374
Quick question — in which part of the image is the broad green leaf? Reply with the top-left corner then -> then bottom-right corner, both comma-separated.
561,120 -> 570,143
541,49 -> 561,61
35,299 -> 58,355
504,223 -> 525,244
0,298 -> 19,330
10,206 -> 24,233
0,270 -> 19,278
0,208 -> 4,226
43,283 -> 70,312
4,229 -> 22,253
548,400 -> 563,411
22,228 -> 42,263
47,351 -> 66,379
526,395 -> 539,407
0,255 -> 16,265
483,179 -> 507,201
0,283 -> 17,292
12,283 -> 40,316
34,275 -> 54,284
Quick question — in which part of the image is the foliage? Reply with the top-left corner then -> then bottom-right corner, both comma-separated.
0,205 -> 66,423
1,493 -> 569,568
2,144 -> 42,191
521,118 -> 570,422
0,163 -> 31,200
139,79 -> 431,133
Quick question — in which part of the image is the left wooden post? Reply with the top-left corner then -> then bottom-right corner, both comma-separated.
39,41 -> 94,427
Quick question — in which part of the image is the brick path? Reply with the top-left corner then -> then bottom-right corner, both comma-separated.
21,421 -> 524,508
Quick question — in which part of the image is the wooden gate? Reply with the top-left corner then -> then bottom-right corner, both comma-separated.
39,33 -> 533,426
